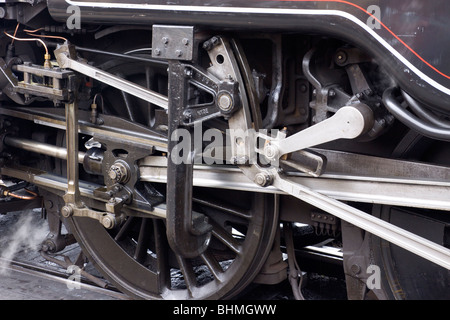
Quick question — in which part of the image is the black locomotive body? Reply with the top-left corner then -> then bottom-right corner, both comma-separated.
46,0 -> 450,111
0,0 -> 448,300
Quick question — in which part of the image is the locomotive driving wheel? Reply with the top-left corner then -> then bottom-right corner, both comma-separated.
368,133 -> 450,300
70,190 -> 277,299
62,33 -> 279,300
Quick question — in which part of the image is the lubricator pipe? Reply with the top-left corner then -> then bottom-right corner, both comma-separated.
401,90 -> 450,130
382,87 -> 450,142
3,136 -> 85,163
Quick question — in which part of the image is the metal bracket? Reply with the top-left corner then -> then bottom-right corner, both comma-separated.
61,96 -> 124,229
61,202 -> 122,229
166,60 -> 212,258
175,63 -> 241,126
152,25 -> 195,61
203,36 -> 254,165
164,35 -> 246,258
303,47 -> 353,124
280,149 -> 327,177
310,211 -> 338,236
0,57 -> 76,105
14,62 -> 76,103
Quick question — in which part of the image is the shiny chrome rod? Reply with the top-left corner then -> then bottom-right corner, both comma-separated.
4,136 -> 85,164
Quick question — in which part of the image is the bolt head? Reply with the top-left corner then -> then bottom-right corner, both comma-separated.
211,36 -> 219,46
254,172 -> 273,187
184,68 -> 193,77
108,162 -> 129,184
61,205 -> 73,218
44,200 -> 54,209
202,40 -> 212,51
108,168 -> 118,180
183,109 -> 192,120
101,215 -> 115,229
335,51 -> 348,65
351,264 -> 361,275
264,144 -> 279,161
217,93 -> 233,112
42,239 -> 56,253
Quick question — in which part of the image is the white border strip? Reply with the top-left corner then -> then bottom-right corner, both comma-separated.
65,2 -> 450,96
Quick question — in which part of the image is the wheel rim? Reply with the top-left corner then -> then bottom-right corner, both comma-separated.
370,133 -> 450,300
371,204 -> 450,300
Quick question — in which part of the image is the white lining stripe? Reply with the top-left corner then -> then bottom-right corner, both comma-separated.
65,1 -> 450,96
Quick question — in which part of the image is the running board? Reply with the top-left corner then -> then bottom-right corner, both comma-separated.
139,153 -> 450,212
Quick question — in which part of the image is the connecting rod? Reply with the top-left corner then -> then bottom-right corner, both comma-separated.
261,103 -> 374,162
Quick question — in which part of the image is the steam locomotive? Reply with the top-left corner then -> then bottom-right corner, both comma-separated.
0,0 -> 449,299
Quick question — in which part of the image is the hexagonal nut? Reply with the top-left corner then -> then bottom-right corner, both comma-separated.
108,162 -> 129,184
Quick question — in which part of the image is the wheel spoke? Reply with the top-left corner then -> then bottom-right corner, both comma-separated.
145,66 -> 156,127
134,218 -> 151,263
114,216 -> 135,241
200,251 -> 224,282
120,90 -> 136,122
193,197 -> 252,220
176,255 -> 198,297
153,218 -> 171,293
115,71 -> 136,122
210,220 -> 242,255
